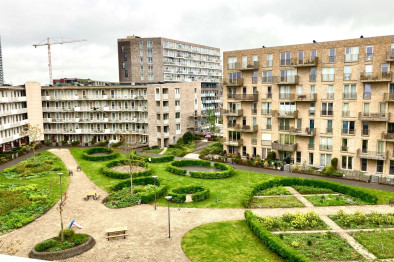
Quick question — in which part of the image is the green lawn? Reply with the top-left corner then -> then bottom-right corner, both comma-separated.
305,194 -> 370,206
142,148 -> 163,154
69,148 -> 394,208
350,230 -> 394,259
181,220 -> 283,262
0,151 -> 69,235
249,196 -> 304,208
281,232 -> 361,261
255,186 -> 291,196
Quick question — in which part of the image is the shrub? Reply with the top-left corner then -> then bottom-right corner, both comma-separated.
81,147 -> 119,161
111,141 -> 124,148
35,239 -> 56,252
244,211 -> 311,262
331,158 -> 338,169
167,160 -> 234,179
321,165 -> 340,177
97,140 -> 109,147
182,132 -> 194,144
111,176 -> 161,191
71,140 -> 80,146
267,151 -> 276,161
168,186 -> 210,203
60,228 -> 75,239
102,159 -> 153,179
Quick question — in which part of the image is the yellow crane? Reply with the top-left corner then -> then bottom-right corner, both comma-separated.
33,37 -> 87,85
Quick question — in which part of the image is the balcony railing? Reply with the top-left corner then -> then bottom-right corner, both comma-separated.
358,112 -> 390,122
360,72 -> 392,82
322,74 -> 335,82
272,142 -> 298,152
261,109 -> 272,115
341,129 -> 355,135
273,75 -> 299,85
382,132 -> 394,142
383,93 -> 394,102
291,57 -> 319,67
262,76 -> 273,83
290,93 -> 317,102
362,129 -> 369,136
288,127 -> 316,136
237,61 -> 259,71
223,138 -> 243,146
261,93 -> 272,100
221,108 -> 243,117
343,73 -> 357,81
272,110 -> 298,118
229,124 -> 258,133
262,124 -> 272,130
320,110 -> 333,117
320,144 -> 333,151
279,93 -> 291,100
322,93 -> 334,100
234,94 -> 258,101
221,78 -> 244,86
357,149 -> 387,160
386,51 -> 394,62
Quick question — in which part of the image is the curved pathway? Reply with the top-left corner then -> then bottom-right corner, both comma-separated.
0,149 -> 393,262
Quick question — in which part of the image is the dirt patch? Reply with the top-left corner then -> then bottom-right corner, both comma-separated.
90,152 -> 110,156
110,165 -> 146,173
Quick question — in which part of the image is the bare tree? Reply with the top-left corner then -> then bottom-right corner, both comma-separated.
116,133 -> 139,194
20,123 -> 43,162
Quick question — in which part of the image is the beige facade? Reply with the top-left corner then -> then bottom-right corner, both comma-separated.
222,35 -> 394,175
39,82 -> 201,148
0,86 -> 28,152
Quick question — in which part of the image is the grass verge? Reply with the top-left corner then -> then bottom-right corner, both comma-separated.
350,230 -> 394,259
250,196 -> 304,208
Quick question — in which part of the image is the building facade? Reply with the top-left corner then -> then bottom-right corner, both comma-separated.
117,36 -> 222,125
222,35 -> 394,175
53,78 -> 119,86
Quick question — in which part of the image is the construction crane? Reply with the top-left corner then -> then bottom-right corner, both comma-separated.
33,37 -> 87,85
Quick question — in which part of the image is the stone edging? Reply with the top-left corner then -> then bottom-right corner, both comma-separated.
28,235 -> 96,261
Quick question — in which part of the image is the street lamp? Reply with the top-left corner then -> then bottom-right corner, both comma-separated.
58,172 -> 64,241
152,176 -> 158,210
165,196 -> 172,239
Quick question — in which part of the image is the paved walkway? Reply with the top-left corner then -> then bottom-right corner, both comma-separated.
159,147 -> 167,155
0,149 -> 393,262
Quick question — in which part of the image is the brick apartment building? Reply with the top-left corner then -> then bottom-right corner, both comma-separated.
222,35 -> 394,175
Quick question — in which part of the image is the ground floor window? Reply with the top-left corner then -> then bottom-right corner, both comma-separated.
242,146 -> 247,157
252,147 -> 257,157
261,148 -> 271,159
296,151 -> 301,164
390,160 -> 394,175
361,159 -> 367,172
341,155 -> 353,170
228,146 -> 238,154
377,160 -> 384,173
320,154 -> 332,167
309,153 -> 313,165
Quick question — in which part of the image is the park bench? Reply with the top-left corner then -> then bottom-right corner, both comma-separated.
77,165 -> 81,172
105,226 -> 128,241
84,190 -> 100,201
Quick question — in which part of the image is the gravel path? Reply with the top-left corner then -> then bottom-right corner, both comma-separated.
0,149 -> 393,262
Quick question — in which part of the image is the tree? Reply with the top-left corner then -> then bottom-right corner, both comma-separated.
182,132 -> 194,144
117,133 -> 139,194
206,109 -> 217,134
20,123 -> 43,162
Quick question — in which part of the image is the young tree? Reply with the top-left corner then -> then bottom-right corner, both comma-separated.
20,123 -> 43,162
206,109 -> 217,134
117,133 -> 139,194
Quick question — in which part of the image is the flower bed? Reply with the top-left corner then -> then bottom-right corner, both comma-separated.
304,194 -> 370,206
81,147 -> 119,161
350,230 -> 394,259
101,159 -> 153,179
168,185 -> 210,203
167,160 -> 234,179
330,210 -> 394,229
243,177 -> 378,208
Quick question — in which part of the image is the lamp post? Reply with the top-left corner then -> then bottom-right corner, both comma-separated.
152,176 -> 158,210
165,196 -> 172,239
58,172 -> 64,241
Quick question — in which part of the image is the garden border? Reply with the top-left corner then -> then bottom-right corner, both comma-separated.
168,185 -> 210,203
81,147 -> 119,161
131,151 -> 175,163
167,160 -> 234,179
101,159 -> 153,179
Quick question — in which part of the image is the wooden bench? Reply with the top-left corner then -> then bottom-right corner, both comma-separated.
389,198 -> 394,207
84,190 -> 100,201
105,226 -> 128,241
77,165 -> 81,172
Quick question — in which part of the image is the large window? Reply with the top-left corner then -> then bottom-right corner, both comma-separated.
321,103 -> 333,116
280,52 -> 291,66
342,121 -> 355,135
262,70 -> 272,83
345,46 -> 359,62
322,68 -> 335,81
341,156 -> 353,170
377,160 -> 384,173
320,154 -> 332,167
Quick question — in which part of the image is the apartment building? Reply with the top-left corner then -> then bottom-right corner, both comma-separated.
53,78 -> 119,86
222,35 -> 394,175
0,86 -> 29,152
117,36 -> 222,122
39,82 -> 201,147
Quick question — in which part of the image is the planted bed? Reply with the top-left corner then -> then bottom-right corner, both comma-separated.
82,147 -> 119,161
167,160 -> 234,179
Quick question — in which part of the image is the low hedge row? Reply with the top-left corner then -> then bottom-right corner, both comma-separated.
167,165 -> 187,176
167,160 -> 234,179
245,210 -> 311,262
101,159 -> 153,179
130,151 -> 175,163
139,185 -> 167,204
111,176 -> 160,191
171,159 -> 211,167
168,185 -> 210,203
242,177 -> 378,208
81,147 -> 119,161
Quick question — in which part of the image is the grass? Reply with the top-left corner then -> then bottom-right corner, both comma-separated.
0,151 -> 69,234
292,185 -> 334,194
35,233 -> 89,252
250,196 -> 304,208
281,232 -> 361,261
350,230 -> 394,259
255,186 -> 291,196
69,148 -> 394,208
330,211 -> 394,229
164,142 -> 195,157
181,220 -> 283,262
142,148 -> 163,154
304,194 -> 370,206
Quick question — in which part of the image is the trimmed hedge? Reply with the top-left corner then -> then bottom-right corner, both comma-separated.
111,176 -> 161,191
168,185 -> 210,203
101,159 -> 153,179
35,239 -> 56,252
245,210 -> 311,262
81,147 -> 119,161
130,151 -> 175,163
242,177 -> 378,208
167,160 -> 234,179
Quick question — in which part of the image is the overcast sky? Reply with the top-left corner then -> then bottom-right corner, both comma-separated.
1,0 -> 393,85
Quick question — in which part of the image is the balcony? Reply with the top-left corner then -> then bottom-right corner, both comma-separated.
272,142 -> 298,152
261,140 -> 271,146
221,78 -> 244,86
237,61 -> 259,71
322,74 -> 335,82
238,125 -> 258,133
273,75 -> 299,85
262,76 -> 273,83
357,149 -> 387,160
386,51 -> 394,62
382,132 -> 394,142
234,94 -> 258,102
384,93 -> 394,102
341,129 -> 355,135
273,110 -> 298,118
288,127 -> 316,137
261,109 -> 272,115
320,144 -> 333,151
221,108 -> 243,117
223,138 -> 243,146
261,93 -> 272,100
320,111 -> 334,117
290,93 -> 317,102
360,72 -> 392,82
291,57 -> 319,67
358,112 -> 390,122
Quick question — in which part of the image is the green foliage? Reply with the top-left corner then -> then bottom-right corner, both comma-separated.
131,151 -> 174,163
200,142 -> 223,158
255,186 -> 291,196
35,239 -> 56,252
321,165 -> 340,177
305,194 -> 369,206
111,176 -> 160,191
97,140 -> 109,147
244,210 -> 312,262
331,158 -> 338,169
331,210 -> 394,229
182,132 -> 194,144
266,151 -> 276,161
101,159 -> 152,179
292,185 -> 334,194
60,229 -> 75,239
168,185 -> 210,203
111,141 -> 124,148
351,230 -> 394,259
250,196 -> 304,208
81,147 -> 119,161
243,177 -> 378,208
167,160 -> 234,179
0,190 -> 31,215
71,140 -> 80,146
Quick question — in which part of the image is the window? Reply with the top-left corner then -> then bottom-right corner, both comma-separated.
343,84 -> 357,99
320,137 -> 332,151
140,57 -> 143,64
321,103 -> 333,116
361,159 -> 367,172
147,40 -> 153,47
139,40 -> 143,48
175,88 -> 180,95
365,46 -> 373,61
363,84 -> 371,99
253,55 -> 258,62
262,70 -> 272,83
228,57 -> 237,69
140,49 -> 143,56
390,160 -> 394,175
280,52 -> 291,66
140,66 -> 144,72
122,62 -> 125,69
365,64 -> 372,76
345,46 -> 359,62
344,66 -> 351,80
121,45 -> 124,52
377,160 -> 384,173
311,50 -> 317,59
148,65 -> 153,72
342,156 -> 353,170
175,100 -> 180,106
124,54 -> 127,61
320,154 -> 332,167
141,74 -> 144,81
342,121 -> 355,134
148,57 -> 153,64
309,153 -> 314,165
267,54 -> 273,67
327,85 -> 334,99
176,124 -> 180,130
279,119 -> 290,130
175,112 -> 180,119
261,102 -> 272,114
310,67 -> 316,82
322,68 -> 335,81
148,74 -> 154,80
147,49 -> 153,56
296,152 -> 301,163
242,56 -> 247,68
125,70 -> 128,77
242,146 -> 247,156
298,51 -> 303,63
329,48 -> 335,63
342,103 -> 350,117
